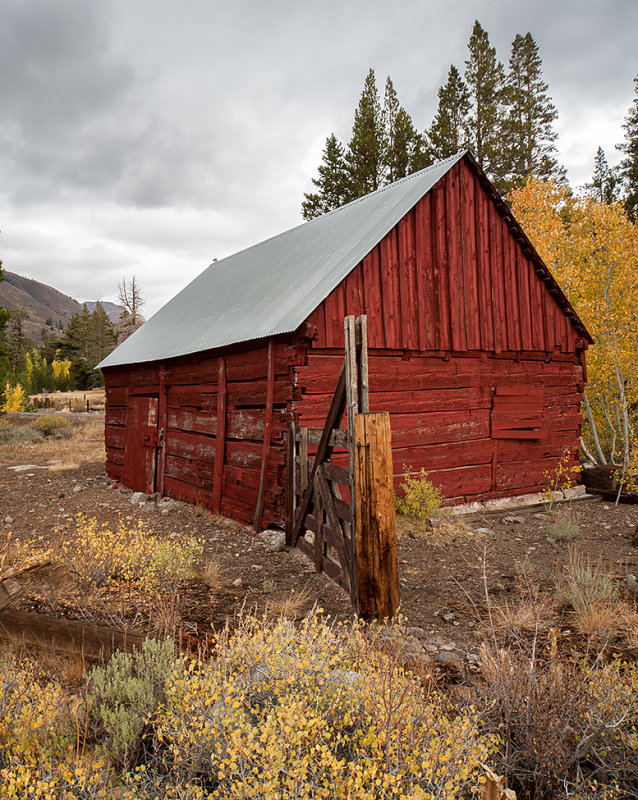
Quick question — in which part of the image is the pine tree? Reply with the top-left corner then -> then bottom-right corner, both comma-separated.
301,134 -> 353,219
382,77 -> 427,182
586,147 -> 619,204
502,32 -> 564,191
464,21 -> 505,185
346,68 -> 387,196
59,305 -> 93,388
58,303 -> 117,389
617,70 -> 638,220
90,301 -> 117,364
7,309 -> 28,371
427,65 -> 471,160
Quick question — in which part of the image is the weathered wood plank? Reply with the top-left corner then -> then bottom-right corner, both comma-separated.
290,362 -> 347,545
0,609 -> 146,659
254,340 -> 275,530
354,412 -> 399,620
211,357 -> 226,513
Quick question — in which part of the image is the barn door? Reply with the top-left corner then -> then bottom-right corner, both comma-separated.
124,395 -> 159,494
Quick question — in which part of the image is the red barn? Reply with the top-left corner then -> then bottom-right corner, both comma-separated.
99,152 -> 591,528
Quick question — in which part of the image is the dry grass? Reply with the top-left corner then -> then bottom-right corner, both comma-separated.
491,594 -> 554,639
0,635 -> 88,685
197,559 -> 221,589
396,508 -> 470,540
264,585 -> 313,619
47,460 -> 81,472
0,416 -> 104,467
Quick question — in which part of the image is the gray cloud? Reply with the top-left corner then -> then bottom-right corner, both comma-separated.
1,0 -> 637,317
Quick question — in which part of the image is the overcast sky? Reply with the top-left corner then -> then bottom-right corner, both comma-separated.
1,0 -> 636,317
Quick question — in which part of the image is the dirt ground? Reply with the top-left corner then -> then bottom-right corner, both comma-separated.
1,416 -> 638,666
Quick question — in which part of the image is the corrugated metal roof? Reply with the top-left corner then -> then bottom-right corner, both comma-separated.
98,152 -> 466,368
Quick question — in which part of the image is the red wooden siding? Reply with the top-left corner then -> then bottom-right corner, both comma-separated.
104,340 -> 302,526
297,160 -> 585,503
293,351 -> 583,503
305,160 -> 579,355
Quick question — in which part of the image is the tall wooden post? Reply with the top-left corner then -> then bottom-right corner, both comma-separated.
354,412 -> 399,620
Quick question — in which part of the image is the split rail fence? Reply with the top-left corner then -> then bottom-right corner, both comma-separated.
286,315 -> 399,619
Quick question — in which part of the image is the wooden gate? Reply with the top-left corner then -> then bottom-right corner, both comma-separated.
123,395 -> 159,494
286,316 -> 399,619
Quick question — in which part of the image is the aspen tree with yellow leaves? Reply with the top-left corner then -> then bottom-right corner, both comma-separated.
510,179 -> 638,481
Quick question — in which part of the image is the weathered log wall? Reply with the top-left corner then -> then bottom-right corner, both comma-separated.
104,340 -> 303,526
292,350 -> 583,503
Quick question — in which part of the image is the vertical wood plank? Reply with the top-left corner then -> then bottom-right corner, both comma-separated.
345,315 -> 358,556
364,249 -> 383,348
356,315 -> 370,413
432,182 -> 451,350
344,316 -> 358,436
476,189 -> 494,351
398,213 -> 419,350
333,283 -> 347,347
414,195 -> 433,350
313,471 -> 324,573
446,168 -> 466,351
285,420 -> 295,545
254,339 -> 275,530
385,230 -> 402,347
461,161 -> 480,349
300,427 -> 309,493
530,264 -> 545,352
211,357 -> 226,513
157,363 -> 169,496
517,247 -> 533,351
492,204 -> 507,353
354,412 -> 399,620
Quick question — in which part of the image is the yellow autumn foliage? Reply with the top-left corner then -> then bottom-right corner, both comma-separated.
1,382 -> 26,412
60,514 -> 203,594
511,180 -> 638,468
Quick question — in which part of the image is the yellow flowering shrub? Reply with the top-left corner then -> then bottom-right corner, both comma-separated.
152,611 -> 496,799
60,514 -> 203,594
0,658 -> 71,763
394,466 -> 444,522
1,759 -> 114,800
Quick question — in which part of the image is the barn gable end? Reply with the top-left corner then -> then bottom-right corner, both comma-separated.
305,158 -> 583,355
294,157 -> 587,503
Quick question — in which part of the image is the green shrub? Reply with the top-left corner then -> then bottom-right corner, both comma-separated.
394,465 -> 444,522
32,413 -> 72,438
0,424 -> 44,444
547,516 -> 580,542
88,638 -> 179,767
556,549 -> 619,611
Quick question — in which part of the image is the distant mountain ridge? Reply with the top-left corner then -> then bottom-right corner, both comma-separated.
0,270 -> 124,344
84,301 -> 123,325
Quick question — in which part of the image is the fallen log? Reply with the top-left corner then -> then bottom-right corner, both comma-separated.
0,561 -> 74,611
0,608 -> 147,659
